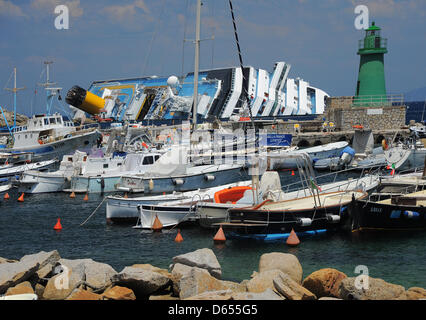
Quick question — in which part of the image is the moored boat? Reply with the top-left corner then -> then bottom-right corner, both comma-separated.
345,189 -> 426,233
219,190 -> 368,237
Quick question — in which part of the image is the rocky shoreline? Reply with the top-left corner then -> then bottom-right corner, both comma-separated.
1,248 -> 425,300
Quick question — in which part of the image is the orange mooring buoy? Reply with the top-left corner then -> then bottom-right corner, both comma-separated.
53,218 -> 62,231
213,225 -> 226,244
70,191 -> 76,198
286,228 -> 300,246
17,193 -> 24,202
4,192 -> 10,200
83,193 -> 89,201
151,214 -> 163,232
175,229 -> 183,242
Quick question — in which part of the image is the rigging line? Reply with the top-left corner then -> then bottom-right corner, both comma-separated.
3,70 -> 14,91
228,0 -> 255,129
142,0 -> 167,77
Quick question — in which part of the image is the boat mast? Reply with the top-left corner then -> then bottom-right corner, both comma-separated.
192,0 -> 201,128
5,67 -> 25,129
39,61 -> 61,116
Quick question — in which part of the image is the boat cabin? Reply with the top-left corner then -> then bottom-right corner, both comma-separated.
12,113 -> 76,148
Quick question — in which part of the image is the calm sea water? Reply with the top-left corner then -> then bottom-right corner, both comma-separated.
1,171 -> 426,289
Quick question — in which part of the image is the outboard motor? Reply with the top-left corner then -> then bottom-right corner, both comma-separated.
339,146 -> 355,166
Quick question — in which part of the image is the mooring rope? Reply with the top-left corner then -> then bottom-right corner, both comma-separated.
80,196 -> 107,227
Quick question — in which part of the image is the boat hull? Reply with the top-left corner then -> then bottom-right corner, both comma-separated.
69,175 -> 121,193
346,199 -> 426,232
18,171 -> 70,194
224,205 -> 348,235
143,165 -> 248,194
137,204 -> 195,229
4,130 -> 101,162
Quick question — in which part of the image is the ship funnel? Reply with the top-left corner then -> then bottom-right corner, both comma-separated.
65,85 -> 106,115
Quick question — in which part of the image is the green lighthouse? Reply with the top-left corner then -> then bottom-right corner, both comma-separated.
355,22 -> 388,106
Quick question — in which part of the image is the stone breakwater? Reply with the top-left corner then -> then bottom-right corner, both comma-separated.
1,249 -> 425,300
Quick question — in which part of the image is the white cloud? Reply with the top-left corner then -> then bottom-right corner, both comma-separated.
350,0 -> 426,18
0,0 -> 26,17
102,0 -> 151,22
31,0 -> 83,17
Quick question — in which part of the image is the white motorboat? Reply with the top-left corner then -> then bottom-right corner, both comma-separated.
106,180 -> 252,224
65,151 -> 162,194
0,159 -> 57,178
268,141 -> 348,170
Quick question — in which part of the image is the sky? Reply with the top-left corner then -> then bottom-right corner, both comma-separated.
0,0 -> 425,116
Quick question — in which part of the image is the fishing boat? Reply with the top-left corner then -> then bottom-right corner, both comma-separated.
197,169 -> 381,229
268,141 -> 348,170
130,180 -> 253,228
345,189 -> 426,233
3,113 -> 101,162
1,63 -> 101,162
219,190 -> 368,237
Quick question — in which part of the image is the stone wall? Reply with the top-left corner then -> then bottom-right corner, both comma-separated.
327,106 -> 406,131
324,97 -> 406,131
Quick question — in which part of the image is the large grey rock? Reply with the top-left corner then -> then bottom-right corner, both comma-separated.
258,252 -> 303,284
172,248 -> 222,279
42,262 -> 86,300
0,250 -> 59,294
111,266 -> 171,297
170,263 -> 196,296
246,269 -> 283,293
184,289 -> 232,300
20,250 -> 61,270
273,272 -> 316,300
0,257 -> 18,264
178,267 -> 238,300
231,288 -> 284,300
338,277 -> 406,300
59,258 -> 117,291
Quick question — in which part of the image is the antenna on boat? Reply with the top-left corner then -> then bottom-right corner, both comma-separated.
38,61 -> 62,116
4,67 -> 25,129
192,0 -> 201,129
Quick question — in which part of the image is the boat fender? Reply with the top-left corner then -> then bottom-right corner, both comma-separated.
173,178 -> 184,185
149,179 -> 154,191
297,218 -> 312,227
326,214 -> 341,223
403,211 -> 420,219
204,174 -> 215,181
100,178 -> 105,189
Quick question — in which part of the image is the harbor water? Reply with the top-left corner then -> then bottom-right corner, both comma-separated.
1,171 -> 426,289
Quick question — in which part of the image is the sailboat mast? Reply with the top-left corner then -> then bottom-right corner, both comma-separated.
5,67 -> 25,129
192,0 -> 201,128
13,68 -> 17,129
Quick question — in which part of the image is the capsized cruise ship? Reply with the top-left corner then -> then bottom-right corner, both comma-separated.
66,61 -> 329,122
